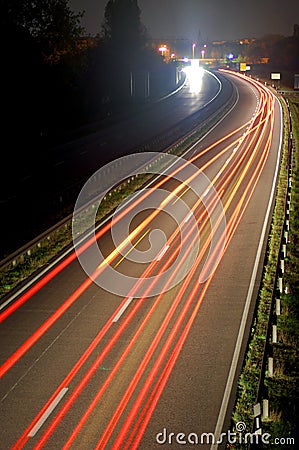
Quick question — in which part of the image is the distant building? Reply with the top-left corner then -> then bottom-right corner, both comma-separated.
149,36 -> 267,67
149,38 -> 194,59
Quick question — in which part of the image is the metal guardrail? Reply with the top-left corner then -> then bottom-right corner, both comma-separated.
250,95 -> 295,443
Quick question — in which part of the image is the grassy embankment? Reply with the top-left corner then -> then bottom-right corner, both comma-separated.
231,95 -> 299,447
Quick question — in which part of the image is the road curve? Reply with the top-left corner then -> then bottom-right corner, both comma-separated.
0,71 -> 282,450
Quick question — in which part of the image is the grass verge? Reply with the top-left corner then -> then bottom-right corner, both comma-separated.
230,94 -> 299,448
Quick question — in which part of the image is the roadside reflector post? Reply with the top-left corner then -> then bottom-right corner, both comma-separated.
276,297 -> 281,316
268,357 -> 274,377
278,269 -> 283,294
272,325 -> 277,344
262,399 -> 269,420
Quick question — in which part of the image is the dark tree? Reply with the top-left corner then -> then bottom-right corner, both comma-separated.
1,0 -> 84,63
103,0 -> 146,57
1,0 -> 87,168
270,35 -> 299,71
92,0 -> 178,107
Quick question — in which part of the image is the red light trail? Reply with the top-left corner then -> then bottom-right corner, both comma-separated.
4,71 -> 278,449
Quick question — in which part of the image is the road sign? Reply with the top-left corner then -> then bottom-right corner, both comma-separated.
240,62 -> 247,72
271,73 -> 281,80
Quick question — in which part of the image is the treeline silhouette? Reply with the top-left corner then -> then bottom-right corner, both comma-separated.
2,0 -> 177,168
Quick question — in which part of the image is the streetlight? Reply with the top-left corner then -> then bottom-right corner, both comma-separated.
192,43 -> 196,59
158,44 -> 168,58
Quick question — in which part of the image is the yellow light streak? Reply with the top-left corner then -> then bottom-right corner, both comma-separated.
114,228 -> 151,269
172,186 -> 191,205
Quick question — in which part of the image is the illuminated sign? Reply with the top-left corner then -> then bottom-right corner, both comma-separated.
240,63 -> 247,72
271,73 -> 281,80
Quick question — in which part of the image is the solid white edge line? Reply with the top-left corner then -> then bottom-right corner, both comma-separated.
112,297 -> 134,323
1,71 -> 237,313
210,95 -> 283,449
27,387 -> 69,438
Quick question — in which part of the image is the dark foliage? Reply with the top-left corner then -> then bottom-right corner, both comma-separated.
269,35 -> 299,71
2,0 -> 85,175
2,0 -> 176,163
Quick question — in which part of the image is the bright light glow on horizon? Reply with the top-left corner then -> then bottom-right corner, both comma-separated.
182,60 -> 204,94
158,44 -> 168,56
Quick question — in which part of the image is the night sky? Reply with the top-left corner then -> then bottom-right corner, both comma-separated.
69,0 -> 299,41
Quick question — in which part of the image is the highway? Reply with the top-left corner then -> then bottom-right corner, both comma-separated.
0,70 -> 282,449
0,68 -> 226,258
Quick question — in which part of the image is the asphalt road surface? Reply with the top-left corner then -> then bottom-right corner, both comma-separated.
0,70 -> 282,449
